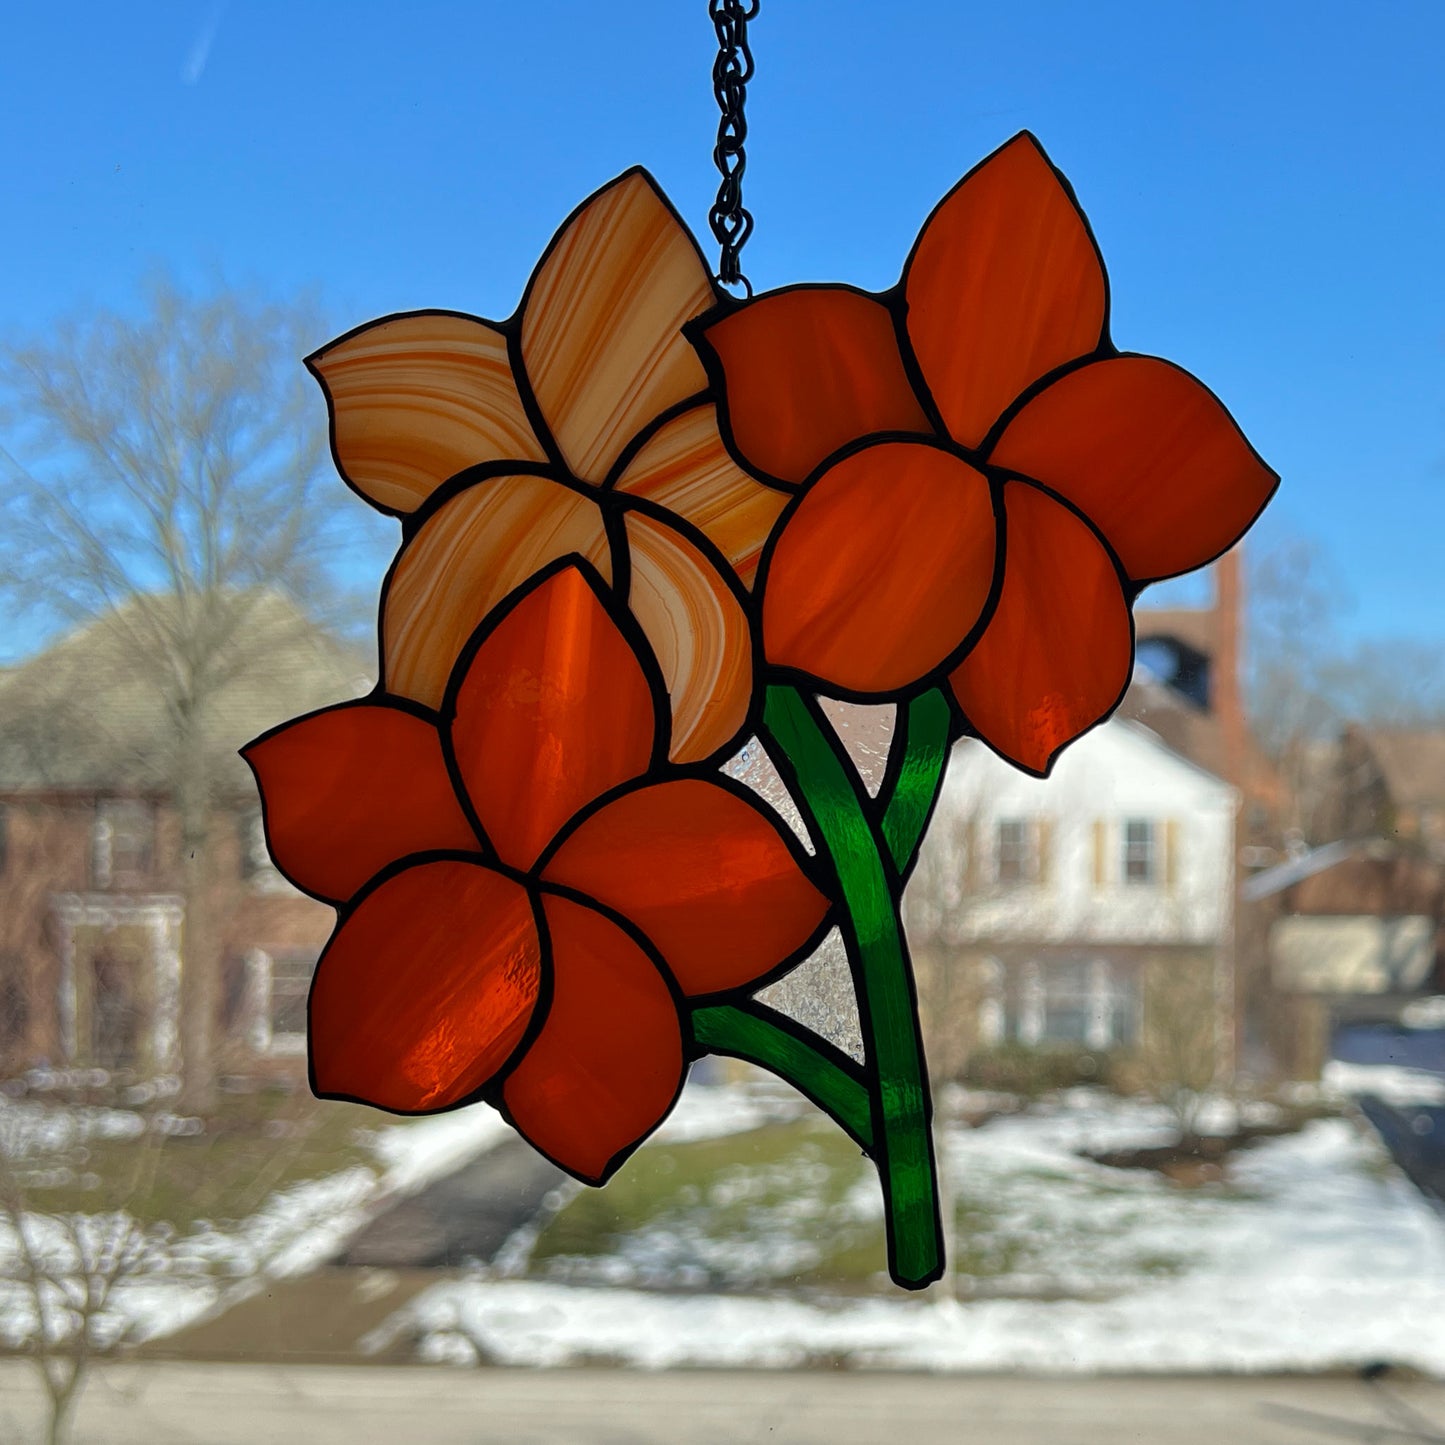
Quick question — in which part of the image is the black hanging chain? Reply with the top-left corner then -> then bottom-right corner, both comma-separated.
708,0 -> 758,293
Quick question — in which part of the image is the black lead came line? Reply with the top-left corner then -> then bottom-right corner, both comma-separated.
709,0 -> 758,293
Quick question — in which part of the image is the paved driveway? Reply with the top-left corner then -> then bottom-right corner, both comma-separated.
3,1364 -> 1443,1445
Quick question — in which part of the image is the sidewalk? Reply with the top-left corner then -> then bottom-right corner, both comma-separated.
2,1362 -> 1442,1445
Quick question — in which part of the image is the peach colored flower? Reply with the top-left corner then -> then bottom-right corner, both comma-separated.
309,169 -> 789,764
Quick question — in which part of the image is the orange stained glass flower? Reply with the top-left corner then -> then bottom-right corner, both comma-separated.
308,169 -> 793,767
241,563 -> 829,1183
695,132 -> 1279,775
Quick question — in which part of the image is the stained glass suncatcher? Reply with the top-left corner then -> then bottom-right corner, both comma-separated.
245,134 -> 1277,1288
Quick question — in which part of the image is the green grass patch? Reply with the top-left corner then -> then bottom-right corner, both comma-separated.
526,1115 -> 1214,1296
530,1117 -> 888,1291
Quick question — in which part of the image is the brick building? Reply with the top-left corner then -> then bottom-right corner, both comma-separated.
1241,839 -> 1445,1078
0,595 -> 367,1079
1334,726 -> 1445,860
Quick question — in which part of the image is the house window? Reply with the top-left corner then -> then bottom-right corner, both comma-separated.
93,800 -> 155,889
1040,959 -> 1092,1043
994,819 -> 1032,885
271,953 -> 312,1040
246,949 -> 318,1055
994,818 -> 1049,886
1122,818 -> 1158,885
1011,959 -> 1140,1049
1107,968 -> 1142,1047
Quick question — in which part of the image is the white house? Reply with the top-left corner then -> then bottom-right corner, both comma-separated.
906,717 -> 1238,1075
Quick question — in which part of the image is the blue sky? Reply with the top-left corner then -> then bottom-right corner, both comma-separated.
2,1 -> 1442,649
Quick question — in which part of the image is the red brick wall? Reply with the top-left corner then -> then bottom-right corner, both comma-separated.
0,792 -> 335,1078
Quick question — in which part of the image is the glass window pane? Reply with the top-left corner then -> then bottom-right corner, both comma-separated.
1122,817 -> 1156,884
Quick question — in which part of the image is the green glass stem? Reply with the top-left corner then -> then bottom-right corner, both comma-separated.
760,683 -> 945,1288
691,1001 -> 873,1149
881,688 -> 955,878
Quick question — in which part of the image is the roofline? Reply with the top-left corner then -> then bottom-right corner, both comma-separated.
1241,837 -> 1401,901
1109,716 -> 1238,796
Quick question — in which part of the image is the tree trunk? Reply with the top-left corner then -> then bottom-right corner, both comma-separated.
176,711 -> 217,1115
46,1368 -> 81,1445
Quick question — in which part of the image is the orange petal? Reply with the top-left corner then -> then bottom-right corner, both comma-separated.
308,313 -> 545,515
503,893 -> 682,1183
450,565 -> 658,872
949,483 -> 1132,776
542,778 -> 829,997
522,170 -> 714,484
382,474 -> 612,711
613,402 -> 790,588
988,356 -> 1278,582
311,861 -> 541,1112
242,703 -> 479,906
904,133 -> 1107,449
623,511 -> 752,765
699,287 -> 932,485
762,442 -> 997,695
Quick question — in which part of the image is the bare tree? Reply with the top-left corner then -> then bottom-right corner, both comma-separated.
0,275 -> 381,1110
1246,538 -> 1349,843
904,799 -> 981,1090
1131,958 -> 1220,1145
1321,638 -> 1445,730
0,1088 -> 351,1445
0,1108 -> 171,1445
1248,536 -> 1445,845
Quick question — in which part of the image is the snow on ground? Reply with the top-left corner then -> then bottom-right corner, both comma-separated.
379,1263 -> 1445,1375
0,1099 -> 146,1158
0,1164 -> 384,1348
653,1080 -> 806,1144
941,1099 -> 1445,1301
368,1105 -> 515,1199
8,1085 -> 1445,1374
1324,1060 -> 1445,1106
0,1098 -> 517,1348
128,1107 -> 523,1336
374,1096 -> 1445,1376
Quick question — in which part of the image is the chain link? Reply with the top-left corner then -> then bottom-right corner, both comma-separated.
708,0 -> 758,293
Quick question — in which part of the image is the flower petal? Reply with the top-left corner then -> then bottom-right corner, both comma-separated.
382,474 -> 612,710
450,565 -> 658,872
762,442 -> 997,695
308,313 -> 545,515
988,355 -> 1278,582
542,778 -> 829,997
612,402 -> 789,588
242,703 -> 479,906
698,287 -> 932,485
949,482 -> 1132,776
623,511 -> 752,765
503,893 -> 682,1184
522,170 -> 714,484
904,133 -> 1107,449
310,860 -> 541,1112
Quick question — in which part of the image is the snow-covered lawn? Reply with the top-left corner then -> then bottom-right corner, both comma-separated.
370,1090 -> 1445,1376
0,1096 -> 516,1349
8,1084 -> 1445,1376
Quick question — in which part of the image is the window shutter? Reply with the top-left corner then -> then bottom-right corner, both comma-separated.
1164,819 -> 1180,889
1034,818 -> 1053,884
1092,820 -> 1108,887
